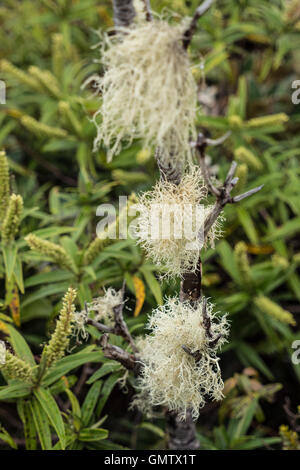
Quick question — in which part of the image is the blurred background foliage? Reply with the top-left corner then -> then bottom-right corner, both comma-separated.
0,0 -> 299,450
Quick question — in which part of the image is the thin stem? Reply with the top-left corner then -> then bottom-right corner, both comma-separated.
183,0 -> 214,49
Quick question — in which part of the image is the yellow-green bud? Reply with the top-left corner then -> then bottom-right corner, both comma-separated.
136,148 -> 151,164
1,194 -> 23,244
254,295 -> 296,326
52,33 -> 64,78
280,425 -> 300,450
25,234 -> 76,272
272,254 -> 289,270
0,59 -> 43,92
246,113 -> 288,128
234,146 -> 263,172
42,287 -> 77,368
228,115 -> 243,129
28,66 -> 61,99
0,150 -> 10,226
0,349 -> 34,384
234,241 -> 252,285
20,116 -> 68,139
83,195 -> 137,265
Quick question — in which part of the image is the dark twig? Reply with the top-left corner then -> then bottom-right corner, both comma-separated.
193,132 -> 263,239
166,410 -> 200,450
155,147 -> 182,185
87,284 -> 138,353
183,0 -> 214,49
113,0 -> 136,27
182,345 -> 202,362
99,334 -> 138,371
113,285 -> 138,353
142,0 -> 153,21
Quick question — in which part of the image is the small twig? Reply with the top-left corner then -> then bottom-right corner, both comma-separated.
142,0 -> 153,21
183,0 -> 214,49
99,334 -> 138,371
113,0 -> 136,27
182,345 -> 202,362
155,147 -> 182,185
112,282 -> 138,353
87,318 -> 114,334
201,297 -> 212,338
193,132 -> 264,239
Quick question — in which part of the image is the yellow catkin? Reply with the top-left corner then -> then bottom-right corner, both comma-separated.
52,33 -> 64,78
234,241 -> 252,285
272,254 -> 289,270
234,147 -> 263,172
254,295 -> 296,326
20,116 -> 68,139
246,113 -> 288,128
1,194 -> 23,244
83,195 -> 137,265
1,350 -> 34,384
0,150 -> 10,226
136,148 -> 152,164
0,59 -> 43,92
42,287 -> 77,368
280,425 -> 300,450
28,66 -> 61,99
25,234 -> 76,272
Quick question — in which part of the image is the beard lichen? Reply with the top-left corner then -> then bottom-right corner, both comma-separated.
92,19 -> 197,165
133,168 -> 223,278
134,297 -> 229,420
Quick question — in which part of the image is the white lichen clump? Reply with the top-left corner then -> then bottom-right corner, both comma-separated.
73,288 -> 123,339
134,298 -> 229,420
0,341 -> 6,365
92,20 -> 197,164
133,168 -> 222,277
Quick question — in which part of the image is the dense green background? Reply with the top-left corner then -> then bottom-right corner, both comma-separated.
0,0 -> 300,450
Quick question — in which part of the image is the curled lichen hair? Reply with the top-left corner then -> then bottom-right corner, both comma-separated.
91,19 -> 197,165
133,168 -> 223,278
134,297 -> 229,420
73,287 -> 124,341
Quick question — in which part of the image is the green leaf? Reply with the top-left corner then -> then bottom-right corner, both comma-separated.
81,380 -> 102,427
237,342 -> 273,380
17,400 -> 37,450
0,426 -> 18,449
237,207 -> 259,244
231,398 -> 258,442
96,371 -> 123,417
30,397 -> 52,450
2,244 -> 17,281
5,324 -> 36,366
86,362 -> 121,385
0,383 -> 31,400
34,388 -> 66,450
79,428 -> 108,442
264,217 -> 300,242
13,258 -> 24,294
42,347 -> 103,386
140,267 -> 163,305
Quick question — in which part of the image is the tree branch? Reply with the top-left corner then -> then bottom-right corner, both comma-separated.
99,333 -> 139,371
112,0 -> 136,27
194,132 -> 263,238
183,0 -> 214,49
142,0 -> 153,21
